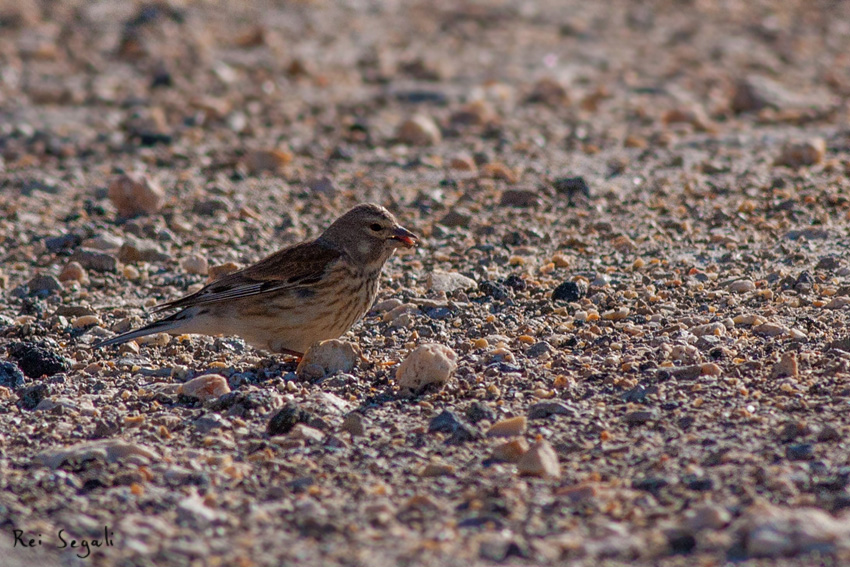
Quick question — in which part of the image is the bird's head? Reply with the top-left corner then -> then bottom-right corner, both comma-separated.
321,203 -> 418,267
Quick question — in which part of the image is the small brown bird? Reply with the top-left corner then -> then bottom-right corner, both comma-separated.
95,203 -> 418,355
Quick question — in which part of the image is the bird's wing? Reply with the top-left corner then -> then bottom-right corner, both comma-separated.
154,241 -> 343,311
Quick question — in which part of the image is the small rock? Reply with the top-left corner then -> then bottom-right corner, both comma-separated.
517,440 -> 560,478
602,307 -> 630,320
732,75 -> 834,114
396,344 -> 458,394
83,233 -> 125,251
0,362 -> 26,389
193,198 -> 231,216
108,173 -> 165,217
8,342 -> 70,378
396,114 -> 442,145
243,149 -> 293,174
526,341 -> 554,358
176,494 -> 226,528
684,504 -> 731,532
71,315 -> 100,329
267,403 -> 312,436
728,279 -> 756,293
486,416 -> 527,437
465,401 -> 496,424
26,274 -> 62,296
449,154 -> 477,172
58,261 -> 87,283
691,322 -> 726,337
786,443 -> 814,461
35,439 -> 159,469
193,414 -> 227,434
429,410 -> 465,434
181,254 -> 209,275
439,210 -> 473,228
528,401 -> 577,420
552,176 -> 591,200
178,374 -> 231,401
741,503 -> 850,557
420,461 -> 455,477
771,352 -> 799,379
70,248 -> 118,272
118,237 -> 170,263
341,412 -> 366,436
491,439 -> 529,463
289,423 -> 325,444
624,410 -> 657,425
427,271 -> 476,293
44,233 -> 82,253
551,280 -> 588,302
753,322 -> 789,337
479,280 -> 510,301
776,138 -> 826,168
296,340 -> 360,380
16,383 -> 49,410
527,77 -> 569,106
479,162 -> 517,183
208,262 -> 240,281
499,189 -> 540,207
307,176 -> 338,195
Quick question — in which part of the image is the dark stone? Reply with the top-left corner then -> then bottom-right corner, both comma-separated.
465,401 -> 496,424
526,341 -> 553,358
624,410 -> 657,424
44,233 -> 82,253
551,280 -> 588,302
682,474 -> 714,491
439,210 -> 472,228
16,383 -> 50,411
479,280 -> 510,301
503,274 -> 527,291
786,443 -> 814,461
267,403 -> 312,436
553,176 -> 591,200
429,410 -> 464,434
667,530 -> 697,555
26,274 -> 62,297
0,362 -> 26,389
70,248 -> 118,272
8,342 -> 71,378
632,476 -> 669,493
528,401 -> 577,420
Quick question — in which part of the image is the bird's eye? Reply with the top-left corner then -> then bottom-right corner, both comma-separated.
369,223 -> 382,232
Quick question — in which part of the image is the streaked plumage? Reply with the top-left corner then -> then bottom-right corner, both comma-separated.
95,203 -> 418,355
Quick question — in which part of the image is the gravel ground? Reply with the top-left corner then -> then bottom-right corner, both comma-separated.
2,1 -> 850,566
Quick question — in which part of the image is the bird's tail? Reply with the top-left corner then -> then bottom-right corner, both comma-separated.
93,313 -> 188,349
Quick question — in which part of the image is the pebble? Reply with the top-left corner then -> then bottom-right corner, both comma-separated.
516,440 -> 561,478
71,315 -> 100,329
825,297 -> 850,309
208,262 -> 240,280
243,149 -> 293,174
0,362 -> 26,389
602,307 -> 629,320
439,210 -> 473,228
15,383 -> 50,411
491,439 -> 529,463
732,75 -> 832,114
486,416 -> 527,437
499,189 -> 540,207
26,274 -> 62,296
341,412 -> 366,436
741,503 -> 850,557
551,280 -> 588,302
396,343 -> 458,394
691,322 -> 726,337
267,403 -> 312,436
624,410 -> 657,424
684,503 -> 731,532
181,254 -> 209,275
108,173 -> 165,217
176,494 -> 226,528
296,340 -> 360,380
178,374 -> 231,401
289,423 -> 325,444
70,248 -> 118,272
449,154 -> 477,172
118,237 -> 171,263
427,271 -> 476,293
527,77 -> 569,106
528,401 -> 577,420
770,352 -> 799,379
553,176 -> 591,199
776,138 -> 826,168
429,410 -> 465,434
465,401 -> 496,423
479,162 -> 517,183
36,439 -> 159,470
58,261 -> 87,283
526,341 -> 554,358
8,341 -> 70,378
396,114 -> 442,145
728,279 -> 756,293
420,461 -> 455,477
753,322 -> 789,337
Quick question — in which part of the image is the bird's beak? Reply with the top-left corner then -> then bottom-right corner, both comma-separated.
390,225 -> 418,248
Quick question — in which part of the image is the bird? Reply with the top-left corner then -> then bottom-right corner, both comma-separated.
94,203 -> 418,355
